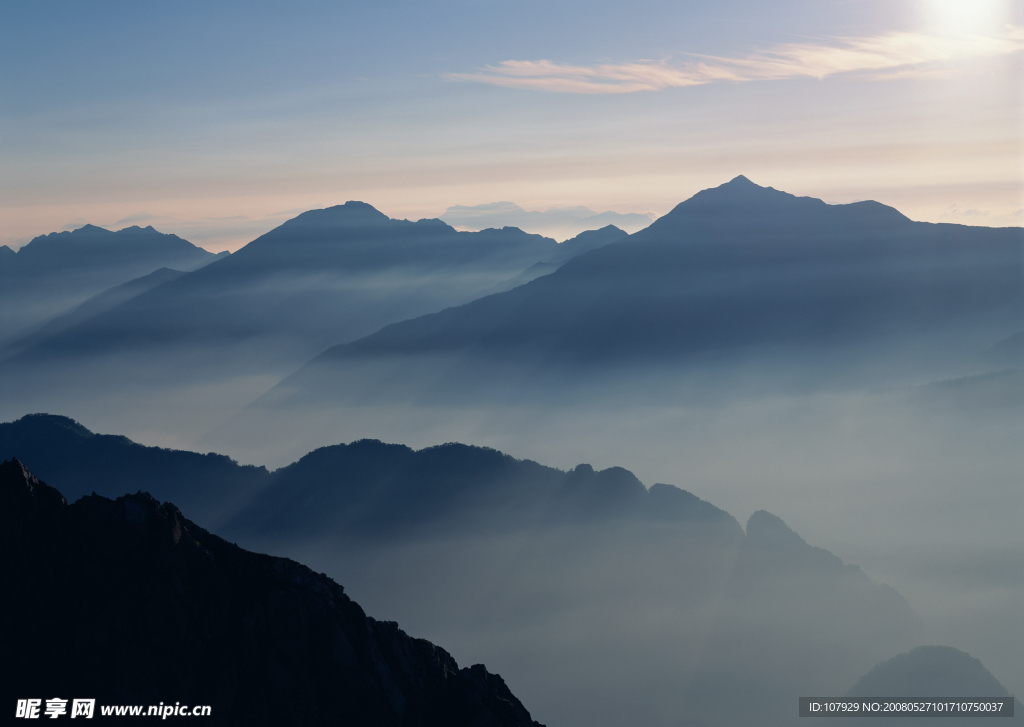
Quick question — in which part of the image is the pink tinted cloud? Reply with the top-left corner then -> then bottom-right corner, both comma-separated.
447,27 -> 1024,93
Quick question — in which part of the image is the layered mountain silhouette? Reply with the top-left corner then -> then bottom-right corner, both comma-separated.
0,224 -> 223,346
223,442 -> 740,543
272,176 -> 1023,407
0,413 -> 269,528
1,458 -> 543,727
5,205 -> 624,370
684,510 -> 919,726
1,413 -> 923,726
0,413 -> 736,538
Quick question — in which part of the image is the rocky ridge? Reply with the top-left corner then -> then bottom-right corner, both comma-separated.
1,458 -> 542,727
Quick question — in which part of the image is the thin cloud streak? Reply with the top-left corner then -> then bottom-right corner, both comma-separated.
447,27 -> 1024,94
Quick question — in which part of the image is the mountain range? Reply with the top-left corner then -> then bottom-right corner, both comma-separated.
1,412 -> 930,726
270,176 -> 1022,411
0,413 -> 737,536
5,205 -> 625,368
0,224 -> 223,347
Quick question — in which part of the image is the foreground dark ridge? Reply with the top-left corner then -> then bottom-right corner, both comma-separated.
0,458 -> 543,727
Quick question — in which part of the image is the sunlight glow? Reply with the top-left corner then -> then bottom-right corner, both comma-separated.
921,0 -> 1011,35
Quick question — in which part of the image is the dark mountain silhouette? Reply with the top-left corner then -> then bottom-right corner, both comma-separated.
223,440 -> 740,543
0,224 -> 223,345
0,414 -> 922,726
1,458 -> 542,727
0,413 -> 737,539
0,413 -> 268,529
275,176 -> 1023,406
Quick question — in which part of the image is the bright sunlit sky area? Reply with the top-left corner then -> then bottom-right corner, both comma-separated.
1,0 -> 1022,252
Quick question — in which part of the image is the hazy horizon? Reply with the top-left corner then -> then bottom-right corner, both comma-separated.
2,0 -> 1021,253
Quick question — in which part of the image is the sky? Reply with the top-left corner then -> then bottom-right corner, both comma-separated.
1,0 -> 1022,252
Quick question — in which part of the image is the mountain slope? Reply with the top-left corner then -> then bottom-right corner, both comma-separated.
223,440 -> 741,543
0,413 -> 738,539
0,414 -> 921,727
0,413 -> 269,528
274,176 -> 1023,407
3,267 -> 186,359
849,645 -> 1013,698
0,205 -> 635,439
0,203 -> 620,442
846,646 -> 1022,725
683,510 -> 920,726
0,224 -> 222,345
1,458 -> 542,726
11,203 -> 563,363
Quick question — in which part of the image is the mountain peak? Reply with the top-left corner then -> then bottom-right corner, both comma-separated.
646,176 -> 913,233
848,646 -> 1012,699
71,224 -> 109,235
678,175 -> 803,210
745,510 -> 807,549
116,224 -> 160,235
289,201 -> 394,229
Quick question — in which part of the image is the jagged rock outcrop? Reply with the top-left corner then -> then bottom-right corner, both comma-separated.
0,458 -> 542,727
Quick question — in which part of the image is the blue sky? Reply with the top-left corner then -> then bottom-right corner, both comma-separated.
2,0 -> 1021,250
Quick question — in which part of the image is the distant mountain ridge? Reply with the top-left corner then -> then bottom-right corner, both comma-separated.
270,176 -> 1022,407
8,223 -> 219,268
2,203 -> 628,375
0,223 -> 223,346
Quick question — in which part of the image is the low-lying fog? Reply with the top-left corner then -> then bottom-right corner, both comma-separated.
1,308 -> 1019,727
212,376 -> 1022,708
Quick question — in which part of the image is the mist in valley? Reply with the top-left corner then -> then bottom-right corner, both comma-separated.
2,179 -> 1021,726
